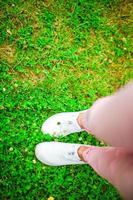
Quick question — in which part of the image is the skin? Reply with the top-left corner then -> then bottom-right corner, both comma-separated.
77,112 -> 133,200
77,113 -> 88,161
77,146 -> 88,162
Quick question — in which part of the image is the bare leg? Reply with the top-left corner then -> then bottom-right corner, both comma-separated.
77,145 -> 133,200
77,82 -> 133,148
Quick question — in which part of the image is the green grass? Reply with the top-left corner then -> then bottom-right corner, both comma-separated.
0,0 -> 133,199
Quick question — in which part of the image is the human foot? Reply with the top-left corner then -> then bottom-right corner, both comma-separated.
41,110 -> 87,137
35,142 -> 89,166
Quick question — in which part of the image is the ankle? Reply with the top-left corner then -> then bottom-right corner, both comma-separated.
77,112 -> 85,129
77,146 -> 89,161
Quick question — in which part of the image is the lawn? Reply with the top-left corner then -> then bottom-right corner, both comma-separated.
0,0 -> 133,199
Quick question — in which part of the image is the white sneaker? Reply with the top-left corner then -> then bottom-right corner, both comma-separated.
35,142 -> 89,166
41,110 -> 86,137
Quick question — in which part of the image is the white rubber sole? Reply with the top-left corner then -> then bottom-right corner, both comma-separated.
41,111 -> 86,137
35,142 -> 90,166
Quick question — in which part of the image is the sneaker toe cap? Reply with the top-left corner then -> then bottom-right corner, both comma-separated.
35,143 -> 51,165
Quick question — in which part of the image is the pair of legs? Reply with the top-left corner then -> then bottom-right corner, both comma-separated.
35,82 -> 133,200
78,82 -> 133,199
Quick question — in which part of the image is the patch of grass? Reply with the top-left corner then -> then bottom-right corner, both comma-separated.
0,0 -> 133,199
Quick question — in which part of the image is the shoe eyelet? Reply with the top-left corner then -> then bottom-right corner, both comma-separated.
68,152 -> 75,155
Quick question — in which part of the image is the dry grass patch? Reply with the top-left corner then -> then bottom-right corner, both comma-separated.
0,44 -> 16,63
8,66 -> 46,85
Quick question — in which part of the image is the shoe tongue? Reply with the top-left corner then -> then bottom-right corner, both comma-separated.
73,145 -> 81,161
67,145 -> 81,161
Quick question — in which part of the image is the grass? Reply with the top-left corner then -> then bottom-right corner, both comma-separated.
0,0 -> 133,199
